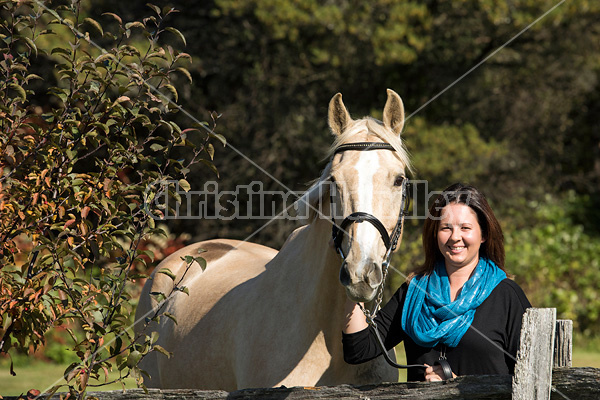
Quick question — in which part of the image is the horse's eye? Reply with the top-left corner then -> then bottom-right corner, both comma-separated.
394,175 -> 405,187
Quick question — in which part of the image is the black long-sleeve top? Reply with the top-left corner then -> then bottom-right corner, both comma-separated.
342,279 -> 531,381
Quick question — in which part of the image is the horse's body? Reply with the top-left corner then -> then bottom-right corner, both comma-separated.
135,90 -> 412,390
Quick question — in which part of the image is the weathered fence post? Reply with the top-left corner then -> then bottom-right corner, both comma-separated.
512,308 -> 557,400
554,319 -> 573,368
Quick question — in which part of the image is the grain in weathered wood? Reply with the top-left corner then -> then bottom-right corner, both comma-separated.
12,376 -> 513,400
550,367 -> 600,400
512,308 -> 557,400
4,368 -> 599,400
553,320 -> 572,368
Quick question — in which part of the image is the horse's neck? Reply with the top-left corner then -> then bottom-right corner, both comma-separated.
269,218 -> 347,326
261,219 -> 395,384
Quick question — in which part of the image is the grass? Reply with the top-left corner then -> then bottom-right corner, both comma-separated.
1,346 -> 599,395
0,359 -> 137,396
572,348 -> 600,368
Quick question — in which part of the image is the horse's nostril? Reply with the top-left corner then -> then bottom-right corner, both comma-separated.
365,264 -> 383,288
339,262 -> 351,286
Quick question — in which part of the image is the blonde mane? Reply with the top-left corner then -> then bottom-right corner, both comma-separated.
327,117 -> 413,175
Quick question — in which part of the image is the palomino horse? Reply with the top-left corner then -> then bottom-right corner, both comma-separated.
135,89 -> 412,390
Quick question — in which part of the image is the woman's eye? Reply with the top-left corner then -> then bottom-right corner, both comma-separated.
394,175 -> 405,186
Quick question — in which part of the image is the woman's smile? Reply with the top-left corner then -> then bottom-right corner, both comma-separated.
449,245 -> 466,253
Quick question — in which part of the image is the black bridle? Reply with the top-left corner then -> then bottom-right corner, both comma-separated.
330,142 -> 410,266
329,141 -> 453,380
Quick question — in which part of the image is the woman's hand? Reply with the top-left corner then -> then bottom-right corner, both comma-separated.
424,364 -> 457,381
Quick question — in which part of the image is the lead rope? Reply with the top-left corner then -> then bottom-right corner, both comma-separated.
362,269 -> 453,379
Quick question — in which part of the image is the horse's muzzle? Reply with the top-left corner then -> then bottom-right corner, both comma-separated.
340,261 -> 382,302
344,282 -> 377,303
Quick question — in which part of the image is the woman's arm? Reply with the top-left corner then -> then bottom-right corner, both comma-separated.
342,285 -> 406,365
343,298 -> 368,334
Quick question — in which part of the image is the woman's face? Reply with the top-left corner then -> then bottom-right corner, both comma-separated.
437,203 -> 485,273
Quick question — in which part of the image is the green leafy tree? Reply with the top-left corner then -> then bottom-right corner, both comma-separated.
0,0 -> 222,397
505,193 -> 600,339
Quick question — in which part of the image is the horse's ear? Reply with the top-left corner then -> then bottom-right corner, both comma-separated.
328,93 -> 352,136
383,89 -> 405,136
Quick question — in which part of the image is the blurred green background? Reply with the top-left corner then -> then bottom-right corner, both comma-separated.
2,0 -> 600,393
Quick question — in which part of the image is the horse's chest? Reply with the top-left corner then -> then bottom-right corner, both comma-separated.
275,331 -> 332,386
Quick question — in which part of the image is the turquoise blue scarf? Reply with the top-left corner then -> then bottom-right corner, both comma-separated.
401,258 -> 506,348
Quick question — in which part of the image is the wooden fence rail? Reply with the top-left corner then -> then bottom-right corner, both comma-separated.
5,309 -> 599,400
8,368 -> 597,400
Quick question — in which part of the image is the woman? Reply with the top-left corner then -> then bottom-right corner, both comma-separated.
342,183 -> 531,381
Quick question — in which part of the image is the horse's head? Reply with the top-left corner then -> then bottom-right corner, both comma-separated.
325,89 -> 411,303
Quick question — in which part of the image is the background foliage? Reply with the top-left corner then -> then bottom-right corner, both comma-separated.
1,0 -> 600,394
93,0 -> 599,338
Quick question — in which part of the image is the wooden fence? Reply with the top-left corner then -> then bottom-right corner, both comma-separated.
7,309 -> 600,400
46,368 -> 597,400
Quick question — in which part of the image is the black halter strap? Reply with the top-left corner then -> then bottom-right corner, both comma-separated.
333,212 -> 391,253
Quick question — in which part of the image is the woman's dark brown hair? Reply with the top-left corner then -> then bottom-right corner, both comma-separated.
411,183 -> 506,278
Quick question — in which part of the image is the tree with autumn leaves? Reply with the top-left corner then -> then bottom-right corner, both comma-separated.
0,1 -> 221,397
